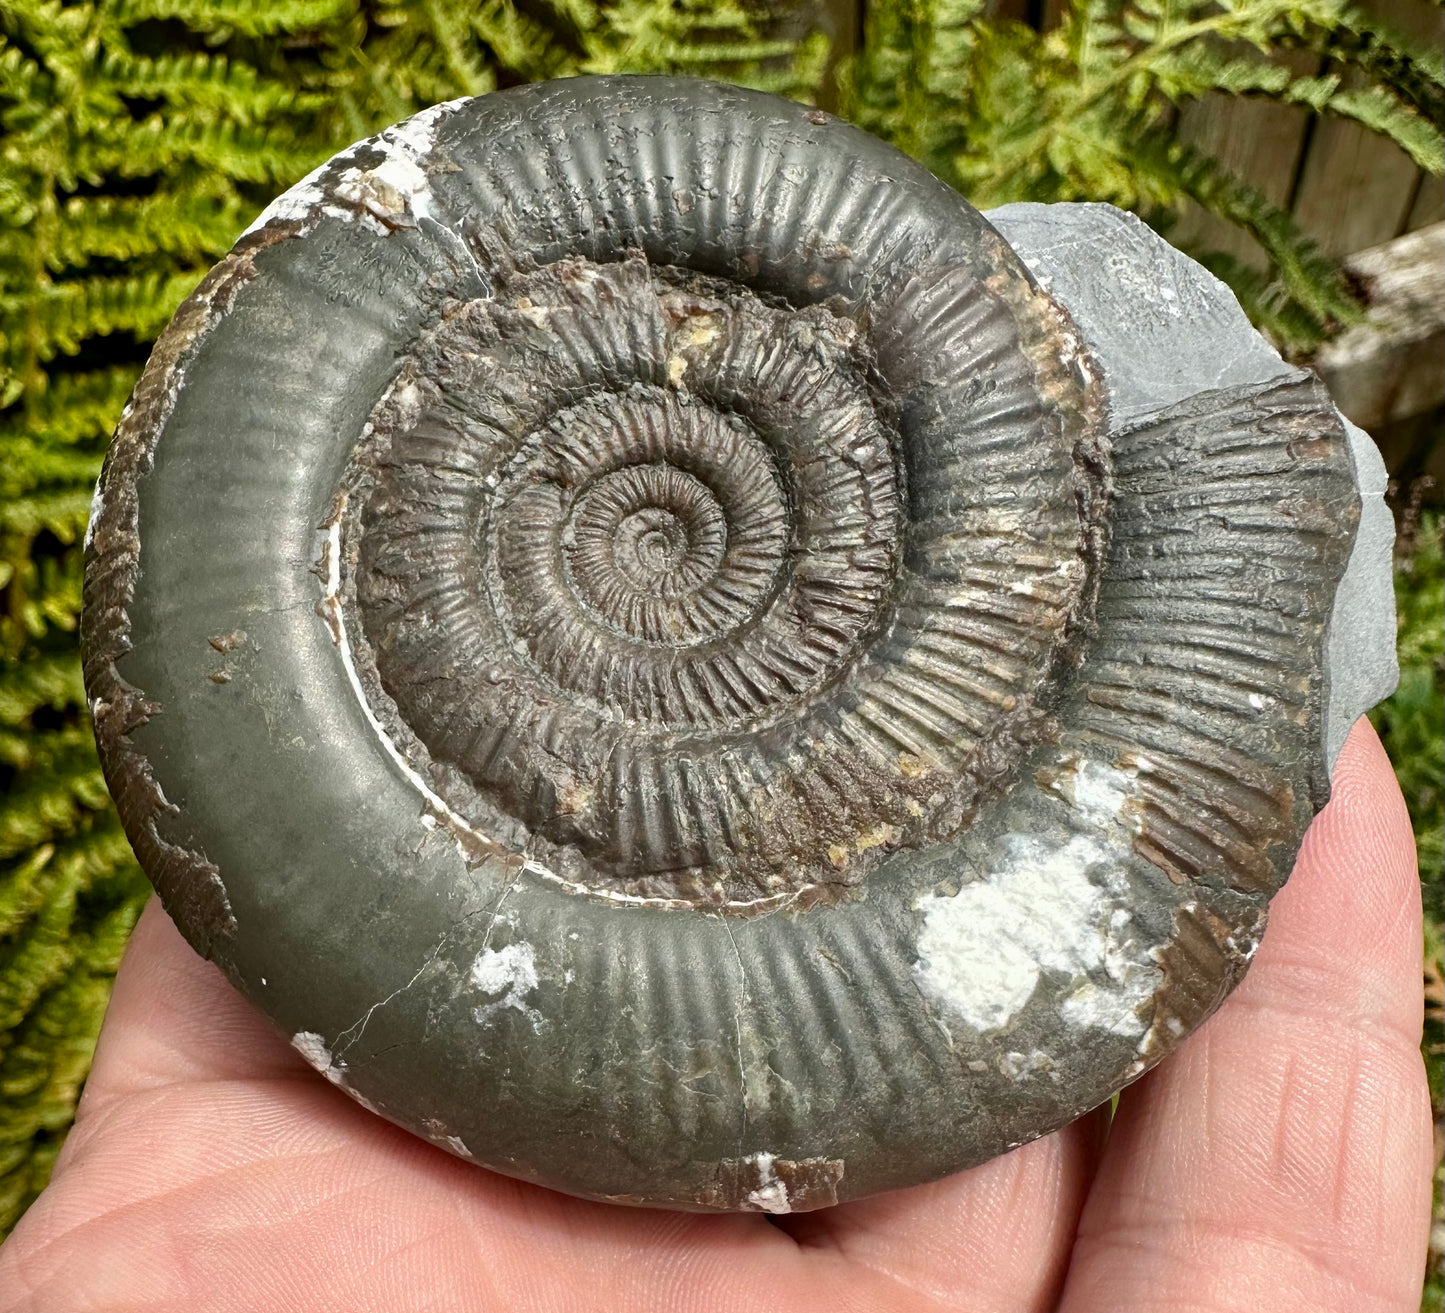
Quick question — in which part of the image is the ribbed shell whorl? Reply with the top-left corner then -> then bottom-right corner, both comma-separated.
82,77 -> 1362,1212
348,198 -> 1106,906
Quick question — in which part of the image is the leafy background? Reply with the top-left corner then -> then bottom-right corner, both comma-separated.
0,0 -> 1441,1291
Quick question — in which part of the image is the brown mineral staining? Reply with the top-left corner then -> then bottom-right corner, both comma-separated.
424,809 -> 514,872
80,240 -> 283,964
207,629 -> 247,653
702,1154 -> 846,1213
1095,743 -> 1299,894
1287,435 -> 1337,461
1139,902 -> 1263,1065
314,596 -> 343,646
332,172 -> 418,230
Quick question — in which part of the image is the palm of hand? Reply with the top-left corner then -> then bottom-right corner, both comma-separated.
0,723 -> 1431,1312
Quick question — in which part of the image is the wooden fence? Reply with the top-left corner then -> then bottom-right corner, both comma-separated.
1171,0 -> 1443,261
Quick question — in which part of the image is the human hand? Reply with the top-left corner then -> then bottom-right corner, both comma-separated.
0,718 -> 1431,1312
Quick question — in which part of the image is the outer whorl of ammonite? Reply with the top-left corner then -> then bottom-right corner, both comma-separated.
82,77 -> 1373,1213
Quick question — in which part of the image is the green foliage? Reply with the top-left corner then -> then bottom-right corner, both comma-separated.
326,0 -> 828,128
1372,509 -> 1444,900
842,0 -> 1444,352
1370,507 -> 1444,1313
0,0 -> 1440,1246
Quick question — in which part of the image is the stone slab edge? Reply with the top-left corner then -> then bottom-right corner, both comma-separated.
986,201 -> 1398,774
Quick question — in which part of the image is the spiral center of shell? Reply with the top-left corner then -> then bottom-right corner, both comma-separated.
531,403 -> 788,650
340,252 -> 1107,907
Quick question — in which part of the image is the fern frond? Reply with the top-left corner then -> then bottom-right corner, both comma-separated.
0,2 -> 92,54
419,0 -> 495,96
1129,135 -> 1363,339
0,440 -> 102,501
0,547 -> 84,637
108,0 -> 357,36
74,117 -> 319,185
0,822 -> 136,937
95,50 -> 329,123
1286,0 -> 1445,123
469,0 -> 575,80
0,745 -> 110,862
0,490 -> 93,540
576,0 -> 829,99
0,846 -> 146,1233
0,655 -> 85,728
0,38 -> 42,102
0,269 -> 205,364
0,368 -> 139,449
730,32 -> 830,97
0,846 -> 60,935
0,186 -> 246,274
56,186 -> 245,266
1324,85 -> 1443,170
842,0 -> 987,171
849,0 -> 1438,351
338,3 -> 491,121
1148,47 -> 1443,171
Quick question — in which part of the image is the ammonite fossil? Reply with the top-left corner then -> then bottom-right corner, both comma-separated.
82,76 -> 1397,1212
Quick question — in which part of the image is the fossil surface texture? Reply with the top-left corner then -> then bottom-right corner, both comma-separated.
81,76 -> 1395,1213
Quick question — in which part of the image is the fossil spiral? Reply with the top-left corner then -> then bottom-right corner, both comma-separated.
82,77 -> 1389,1211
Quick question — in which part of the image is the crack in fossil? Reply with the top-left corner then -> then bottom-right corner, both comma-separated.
718,916 -> 750,1162
331,901 -> 495,1061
